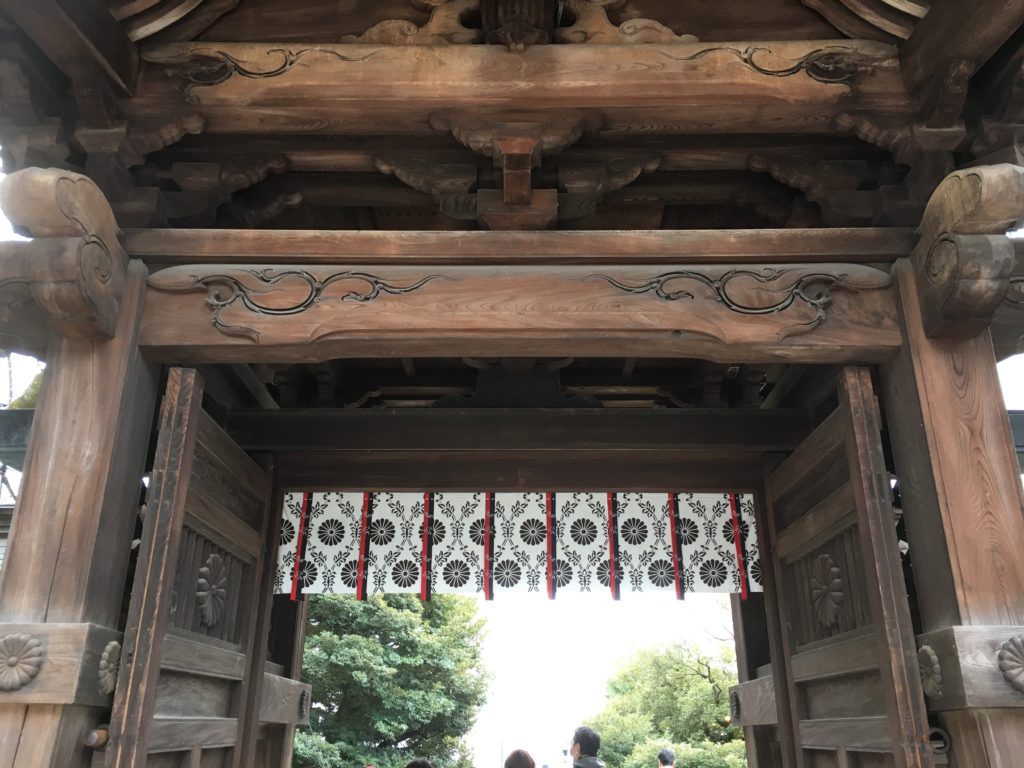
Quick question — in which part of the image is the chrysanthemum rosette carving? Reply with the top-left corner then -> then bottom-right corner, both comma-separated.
98,640 -> 122,696
0,633 -> 44,692
810,554 -> 844,627
197,553 -> 228,627
917,644 -> 943,698
998,635 -> 1024,695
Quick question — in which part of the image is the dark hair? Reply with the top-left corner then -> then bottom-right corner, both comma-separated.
573,726 -> 601,757
406,760 -> 434,768
657,748 -> 675,766
505,749 -> 536,768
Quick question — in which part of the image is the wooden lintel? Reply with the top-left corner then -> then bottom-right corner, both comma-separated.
273,449 -> 766,492
225,407 -> 813,454
916,625 -> 1024,711
140,262 -> 901,364
124,228 -> 916,266
130,40 -> 911,136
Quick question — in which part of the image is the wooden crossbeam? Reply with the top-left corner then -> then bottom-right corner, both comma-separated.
124,228 -> 916,266
129,40 -> 912,136
225,407 -> 813,453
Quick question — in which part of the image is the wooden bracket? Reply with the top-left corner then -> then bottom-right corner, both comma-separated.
911,164 -> 1024,340
0,167 -> 128,339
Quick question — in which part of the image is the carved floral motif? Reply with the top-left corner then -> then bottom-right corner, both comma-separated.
198,553 -> 228,627
98,640 -> 121,696
998,635 -> 1024,695
148,268 -> 451,342
917,644 -> 943,698
810,554 -> 843,627
589,267 -> 891,339
0,633 -> 44,692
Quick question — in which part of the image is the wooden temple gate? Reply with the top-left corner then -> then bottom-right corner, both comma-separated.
0,2 -> 1022,767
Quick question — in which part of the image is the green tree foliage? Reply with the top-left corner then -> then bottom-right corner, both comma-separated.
586,644 -> 742,768
295,594 -> 488,768
8,371 -> 41,409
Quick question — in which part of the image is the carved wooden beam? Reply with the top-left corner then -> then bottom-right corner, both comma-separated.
911,164 -> 1024,340
141,262 -> 899,363
133,41 -> 910,137
0,167 -> 128,339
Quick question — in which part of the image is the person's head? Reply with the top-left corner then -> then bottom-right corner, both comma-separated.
505,749 -> 536,768
570,726 -> 601,759
405,760 -> 433,768
657,748 -> 675,767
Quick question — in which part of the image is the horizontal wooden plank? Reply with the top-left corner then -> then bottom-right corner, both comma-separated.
258,673 -> 311,726
798,716 -> 891,751
141,263 -> 900,364
776,481 -> 857,563
916,625 -> 1024,711
730,677 -> 777,726
162,631 -> 247,680
768,409 -> 845,503
0,622 -> 120,707
274,449 -> 765,492
226,408 -> 813,454
147,717 -> 237,752
122,229 -> 916,266
791,629 -> 878,682
130,40 -> 911,136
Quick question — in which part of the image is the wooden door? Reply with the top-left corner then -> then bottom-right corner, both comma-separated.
759,367 -> 933,768
106,368 -> 308,767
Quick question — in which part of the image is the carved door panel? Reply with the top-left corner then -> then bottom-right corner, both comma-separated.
107,368 -> 284,768
761,367 -> 933,768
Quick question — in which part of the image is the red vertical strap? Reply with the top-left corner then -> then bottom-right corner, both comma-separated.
420,492 -> 433,601
290,492 -> 311,601
728,492 -> 749,602
356,492 -> 371,601
483,492 -> 493,600
545,492 -> 555,599
668,492 -> 684,600
606,493 -> 620,600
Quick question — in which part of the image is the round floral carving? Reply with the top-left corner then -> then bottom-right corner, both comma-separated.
197,553 -> 228,627
0,633 -> 44,692
810,554 -> 844,627
917,644 -> 943,698
729,690 -> 741,721
998,635 -> 1024,694
98,640 -> 121,696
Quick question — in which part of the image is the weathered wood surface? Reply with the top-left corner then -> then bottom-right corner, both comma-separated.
130,40 -> 911,136
916,625 -> 1024,711
107,368 -> 205,768
226,408 -> 812,453
141,263 -> 899,363
0,263 -> 156,768
840,367 -> 932,768
257,674 -> 311,726
123,227 -> 916,265
731,676 -> 778,726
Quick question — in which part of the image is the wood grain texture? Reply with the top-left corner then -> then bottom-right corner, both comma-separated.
839,366 -> 933,768
107,368 -> 205,768
141,263 -> 899,364
257,673 -> 311,726
123,228 -> 916,266
731,676 -> 778,726
915,625 -> 1024,710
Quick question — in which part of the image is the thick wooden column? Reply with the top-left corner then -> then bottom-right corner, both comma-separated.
879,164 -> 1024,767
0,169 -> 158,768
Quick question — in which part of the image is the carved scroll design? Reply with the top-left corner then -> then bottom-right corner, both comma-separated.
810,554 -> 843,627
144,47 -> 379,104
555,0 -> 698,45
0,633 -> 43,692
589,267 -> 891,339
655,45 -> 883,89
342,0 -> 482,45
917,644 -> 943,698
98,640 -> 121,696
197,553 -> 228,627
998,635 -> 1024,695
148,268 -> 451,342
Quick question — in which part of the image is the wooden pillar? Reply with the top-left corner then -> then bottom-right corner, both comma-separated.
0,169 -> 158,768
879,164 -> 1024,767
